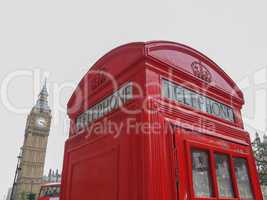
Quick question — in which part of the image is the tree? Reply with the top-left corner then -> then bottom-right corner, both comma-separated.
20,192 -> 27,200
252,132 -> 267,185
26,193 -> 35,200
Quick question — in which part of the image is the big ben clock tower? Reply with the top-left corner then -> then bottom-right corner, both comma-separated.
13,80 -> 52,200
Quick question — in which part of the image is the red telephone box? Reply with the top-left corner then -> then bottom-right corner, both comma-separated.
61,41 -> 263,200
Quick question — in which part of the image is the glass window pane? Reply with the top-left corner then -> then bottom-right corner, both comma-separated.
234,158 -> 254,199
191,149 -> 213,197
215,154 -> 235,198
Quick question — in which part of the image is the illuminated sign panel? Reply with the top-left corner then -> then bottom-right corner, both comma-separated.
162,79 -> 235,122
76,82 -> 133,130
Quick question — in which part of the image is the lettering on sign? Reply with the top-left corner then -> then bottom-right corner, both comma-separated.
162,80 -> 235,122
76,82 -> 133,130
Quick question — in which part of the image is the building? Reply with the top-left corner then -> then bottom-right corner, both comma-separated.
12,81 -> 52,200
263,134 -> 267,161
42,169 -> 61,184
6,187 -> 12,200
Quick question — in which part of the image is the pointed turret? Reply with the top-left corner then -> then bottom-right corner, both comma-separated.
263,134 -> 267,166
34,79 -> 50,112
263,133 -> 267,144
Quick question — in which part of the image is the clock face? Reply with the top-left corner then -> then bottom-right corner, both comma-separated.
35,117 -> 47,128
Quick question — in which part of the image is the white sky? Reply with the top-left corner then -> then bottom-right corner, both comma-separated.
0,0 -> 267,198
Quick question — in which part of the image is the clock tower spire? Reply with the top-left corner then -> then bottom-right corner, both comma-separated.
34,78 -> 50,113
13,80 -> 52,200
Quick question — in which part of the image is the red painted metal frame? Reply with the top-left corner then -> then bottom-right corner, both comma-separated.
184,136 -> 253,200
61,41 -> 263,200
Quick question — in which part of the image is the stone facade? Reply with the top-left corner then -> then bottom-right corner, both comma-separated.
13,81 -> 51,200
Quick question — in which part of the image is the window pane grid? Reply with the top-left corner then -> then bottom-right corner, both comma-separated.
191,149 -> 214,198
215,153 -> 235,198
190,147 -> 254,200
233,158 -> 254,200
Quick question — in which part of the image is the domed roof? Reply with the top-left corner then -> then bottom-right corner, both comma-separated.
68,41 -> 244,116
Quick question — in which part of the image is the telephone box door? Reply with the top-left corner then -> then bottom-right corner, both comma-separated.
173,127 -> 258,200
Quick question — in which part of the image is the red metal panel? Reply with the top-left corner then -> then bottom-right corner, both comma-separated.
69,148 -> 118,200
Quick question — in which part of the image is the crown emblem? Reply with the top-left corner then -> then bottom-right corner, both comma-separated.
191,61 -> 212,83
90,68 -> 107,91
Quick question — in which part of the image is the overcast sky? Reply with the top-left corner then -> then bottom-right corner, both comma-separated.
0,0 -> 267,198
